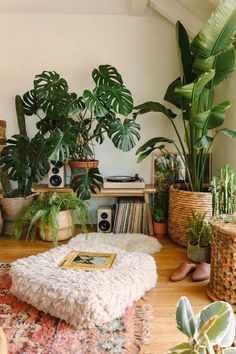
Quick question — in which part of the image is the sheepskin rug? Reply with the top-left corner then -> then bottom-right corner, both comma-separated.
10,240 -> 157,328
68,232 -> 162,254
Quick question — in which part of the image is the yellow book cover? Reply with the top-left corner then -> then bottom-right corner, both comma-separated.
60,251 -> 116,271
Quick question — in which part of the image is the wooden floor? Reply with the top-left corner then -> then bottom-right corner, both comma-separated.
0,231 -> 212,354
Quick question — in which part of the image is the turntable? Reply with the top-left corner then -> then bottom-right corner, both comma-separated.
103,174 -> 145,189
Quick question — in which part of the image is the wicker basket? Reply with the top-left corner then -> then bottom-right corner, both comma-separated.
168,185 -> 212,247
207,218 -> 236,310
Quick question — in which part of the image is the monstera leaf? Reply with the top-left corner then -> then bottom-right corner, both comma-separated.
98,84 -> 133,116
0,135 -> 31,181
83,89 -> 108,117
71,167 -> 103,200
22,90 -> 38,116
107,118 -> 140,152
34,71 -> 68,101
40,93 -> 85,118
92,64 -> 123,86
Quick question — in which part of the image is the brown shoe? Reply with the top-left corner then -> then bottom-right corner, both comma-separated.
192,262 -> 210,282
170,262 -> 196,282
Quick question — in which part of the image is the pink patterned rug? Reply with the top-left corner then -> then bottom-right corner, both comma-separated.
0,264 -> 152,354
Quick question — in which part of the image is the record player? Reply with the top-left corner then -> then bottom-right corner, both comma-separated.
103,174 -> 145,189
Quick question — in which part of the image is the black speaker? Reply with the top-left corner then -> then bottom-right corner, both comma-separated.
48,161 -> 65,188
97,206 -> 112,233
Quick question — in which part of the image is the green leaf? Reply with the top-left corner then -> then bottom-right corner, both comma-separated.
92,64 -> 123,86
71,167 -> 103,200
108,118 -> 140,152
213,45 -> 236,85
197,301 -> 233,346
176,297 -> 196,339
22,90 -> 38,116
34,71 -> 68,101
83,89 -> 108,117
133,101 -> 177,119
191,0 -> 236,58
195,136 -> 214,149
175,70 -> 215,101
176,21 -> 195,84
219,128 -> 236,138
193,101 -> 231,129
166,343 -> 195,354
41,93 -> 84,118
164,78 -> 184,109
98,84 -> 133,116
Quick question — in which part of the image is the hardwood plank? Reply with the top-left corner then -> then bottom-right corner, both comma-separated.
0,232 -> 212,354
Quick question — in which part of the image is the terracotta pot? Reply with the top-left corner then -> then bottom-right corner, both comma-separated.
40,210 -> 74,242
0,193 -> 39,235
153,222 -> 167,237
69,160 -> 99,170
168,185 -> 212,247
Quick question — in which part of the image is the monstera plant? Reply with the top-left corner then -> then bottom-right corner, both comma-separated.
134,0 -> 236,193
0,96 -> 64,198
22,65 -> 140,199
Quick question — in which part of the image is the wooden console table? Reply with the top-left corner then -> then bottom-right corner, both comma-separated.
33,184 -> 156,236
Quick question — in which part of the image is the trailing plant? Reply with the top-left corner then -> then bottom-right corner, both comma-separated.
211,164 -> 236,216
13,192 -> 89,246
0,96 -> 65,197
167,296 -> 236,354
186,211 -> 211,247
134,0 -> 236,192
21,65 -> 140,199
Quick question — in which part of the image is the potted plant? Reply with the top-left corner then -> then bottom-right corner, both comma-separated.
153,207 -> 167,237
134,0 -> 236,246
167,296 -> 236,353
186,211 -> 211,262
0,96 -> 64,235
21,65 -> 140,199
211,164 -> 236,216
13,192 -> 89,246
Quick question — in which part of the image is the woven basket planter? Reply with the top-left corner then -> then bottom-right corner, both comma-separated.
168,185 -> 212,247
207,218 -> 236,310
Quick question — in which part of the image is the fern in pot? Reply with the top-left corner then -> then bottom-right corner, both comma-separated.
13,192 -> 89,246
186,211 -> 211,263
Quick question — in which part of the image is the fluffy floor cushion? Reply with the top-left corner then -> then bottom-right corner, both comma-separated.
10,240 -> 157,329
68,232 -> 162,254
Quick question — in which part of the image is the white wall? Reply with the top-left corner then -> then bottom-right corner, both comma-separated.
0,10 -> 179,220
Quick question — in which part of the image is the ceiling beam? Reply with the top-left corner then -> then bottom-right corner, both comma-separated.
129,0 -> 149,15
149,0 -> 203,37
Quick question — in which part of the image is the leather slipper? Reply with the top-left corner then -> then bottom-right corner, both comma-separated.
192,262 -> 210,282
170,262 -> 196,282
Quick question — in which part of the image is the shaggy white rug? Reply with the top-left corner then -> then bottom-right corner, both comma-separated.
10,240 -> 157,328
68,232 -> 162,254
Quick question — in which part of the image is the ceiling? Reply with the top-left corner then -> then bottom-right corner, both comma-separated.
0,0 -> 219,33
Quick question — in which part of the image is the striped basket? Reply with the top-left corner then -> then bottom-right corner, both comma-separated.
168,185 -> 212,247
207,217 -> 236,310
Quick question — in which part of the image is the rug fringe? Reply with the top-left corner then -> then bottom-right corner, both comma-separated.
134,299 -> 153,345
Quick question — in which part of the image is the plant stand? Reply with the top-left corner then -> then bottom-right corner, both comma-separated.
206,218 -> 236,311
32,184 -> 156,236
